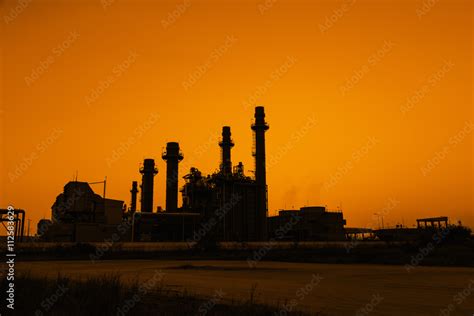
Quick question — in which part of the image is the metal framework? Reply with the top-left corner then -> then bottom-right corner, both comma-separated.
0,208 -> 25,242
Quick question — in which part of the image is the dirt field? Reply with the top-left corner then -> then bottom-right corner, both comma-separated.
17,260 -> 474,315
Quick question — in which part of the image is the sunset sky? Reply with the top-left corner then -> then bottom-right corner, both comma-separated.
1,0 -> 472,233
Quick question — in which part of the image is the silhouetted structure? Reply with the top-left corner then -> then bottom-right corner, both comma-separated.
130,181 -> 138,213
180,165 -> 260,241
132,108 -> 270,242
0,208 -> 25,242
133,212 -> 200,241
267,207 -> 346,241
176,115 -> 270,242
43,181 -> 125,241
345,227 -> 375,240
162,142 -> 183,212
140,159 -> 158,213
252,106 -> 269,240
37,218 -> 52,237
44,106 -> 352,243
219,126 -> 234,175
374,216 -> 472,242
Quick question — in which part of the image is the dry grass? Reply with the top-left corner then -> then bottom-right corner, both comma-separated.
0,272 -> 318,316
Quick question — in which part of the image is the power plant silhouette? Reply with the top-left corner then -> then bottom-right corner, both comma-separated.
31,106 -> 467,243
37,107 -> 353,242
38,106 -> 345,242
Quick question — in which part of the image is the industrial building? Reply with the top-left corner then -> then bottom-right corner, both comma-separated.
40,106 -> 348,243
267,207 -> 347,241
132,107 -> 270,242
40,181 -> 126,242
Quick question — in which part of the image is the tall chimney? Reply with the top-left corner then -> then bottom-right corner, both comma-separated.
130,181 -> 138,213
139,159 -> 158,212
219,126 -> 234,175
251,106 -> 269,240
162,142 -> 183,212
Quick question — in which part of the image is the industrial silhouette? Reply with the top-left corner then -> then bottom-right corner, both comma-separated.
162,142 -> 183,212
37,107 -> 275,241
139,158 -> 158,213
32,106 -> 467,243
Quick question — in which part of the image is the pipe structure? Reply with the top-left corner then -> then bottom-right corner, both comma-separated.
251,106 -> 269,240
219,126 -> 234,176
162,142 -> 183,212
139,159 -> 158,213
130,181 -> 138,213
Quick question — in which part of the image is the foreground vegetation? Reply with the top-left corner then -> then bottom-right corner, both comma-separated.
0,273 -> 316,316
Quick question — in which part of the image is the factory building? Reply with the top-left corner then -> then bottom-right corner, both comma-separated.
178,122 -> 263,241
133,107 -> 269,242
41,106 -> 347,242
180,162 -> 261,241
132,211 -> 200,241
41,181 -> 126,242
267,206 -> 346,241
178,107 -> 268,241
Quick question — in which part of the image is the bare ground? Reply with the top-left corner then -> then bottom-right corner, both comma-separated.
15,260 -> 474,316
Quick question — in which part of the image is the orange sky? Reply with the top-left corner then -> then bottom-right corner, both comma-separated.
1,0 -> 473,234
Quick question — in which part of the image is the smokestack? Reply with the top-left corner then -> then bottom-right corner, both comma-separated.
219,126 -> 234,175
162,142 -> 183,212
139,159 -> 158,212
130,181 -> 138,213
251,106 -> 269,240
